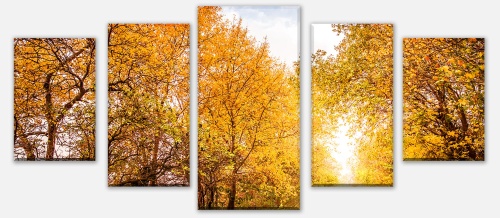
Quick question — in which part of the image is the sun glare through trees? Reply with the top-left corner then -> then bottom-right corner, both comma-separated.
312,24 -> 394,186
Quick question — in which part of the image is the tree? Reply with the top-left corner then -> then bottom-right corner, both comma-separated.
312,140 -> 340,185
197,6 -> 300,209
312,24 -> 393,185
14,38 -> 96,160
107,24 -> 190,186
403,38 -> 484,160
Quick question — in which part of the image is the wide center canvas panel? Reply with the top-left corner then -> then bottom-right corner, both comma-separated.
197,6 -> 300,209
311,24 -> 394,186
107,24 -> 190,186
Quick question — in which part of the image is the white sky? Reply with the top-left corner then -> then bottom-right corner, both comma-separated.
221,6 -> 299,69
312,24 -> 344,57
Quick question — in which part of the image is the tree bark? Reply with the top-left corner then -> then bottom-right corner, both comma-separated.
46,123 -> 57,160
44,73 -> 55,160
24,144 -> 36,160
227,175 -> 236,209
149,131 -> 160,186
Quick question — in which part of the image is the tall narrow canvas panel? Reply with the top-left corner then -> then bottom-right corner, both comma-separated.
107,24 -> 190,186
14,38 -> 96,161
197,6 -> 300,209
311,24 -> 394,186
403,38 -> 485,161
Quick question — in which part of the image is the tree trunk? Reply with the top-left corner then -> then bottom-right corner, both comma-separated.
24,144 -> 36,160
208,185 -> 215,209
227,132 -> 238,209
44,73 -> 56,160
227,170 -> 237,209
46,123 -> 56,160
149,132 -> 160,186
228,178 -> 236,209
198,177 -> 205,208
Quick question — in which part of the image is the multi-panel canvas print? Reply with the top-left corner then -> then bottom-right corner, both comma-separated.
14,38 -> 96,161
403,38 -> 485,161
107,24 -> 190,186
197,6 -> 300,209
311,24 -> 393,186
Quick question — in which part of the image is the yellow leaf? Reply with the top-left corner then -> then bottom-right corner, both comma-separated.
439,66 -> 449,72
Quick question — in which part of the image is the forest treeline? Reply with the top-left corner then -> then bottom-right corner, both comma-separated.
403,38 -> 485,160
312,24 -> 393,185
107,24 -> 190,186
14,38 -> 96,160
197,6 -> 300,209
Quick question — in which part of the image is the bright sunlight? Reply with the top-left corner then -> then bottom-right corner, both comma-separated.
325,120 -> 358,183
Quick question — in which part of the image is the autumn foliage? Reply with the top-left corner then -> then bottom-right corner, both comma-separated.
197,6 -> 300,209
14,38 -> 96,160
107,24 -> 190,186
312,24 -> 393,185
403,38 -> 485,160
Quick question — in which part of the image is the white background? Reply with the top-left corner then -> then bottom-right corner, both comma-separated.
0,0 -> 497,217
